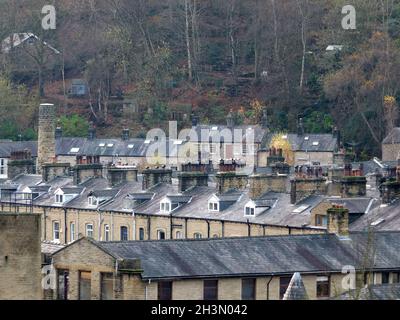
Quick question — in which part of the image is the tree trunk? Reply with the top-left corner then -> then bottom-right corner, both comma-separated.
185,0 -> 193,81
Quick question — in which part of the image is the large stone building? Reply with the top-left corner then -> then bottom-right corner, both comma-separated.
0,213 -> 42,299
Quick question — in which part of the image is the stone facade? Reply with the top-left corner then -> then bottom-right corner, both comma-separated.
51,238 -> 396,300
249,174 -> 288,198
382,143 -> 400,162
0,213 -> 42,299
37,104 -> 56,173
216,172 -> 248,193
42,163 -> 71,182
290,177 -> 326,204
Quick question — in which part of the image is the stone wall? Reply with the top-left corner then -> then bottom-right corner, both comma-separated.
0,213 -> 42,299
37,104 -> 56,173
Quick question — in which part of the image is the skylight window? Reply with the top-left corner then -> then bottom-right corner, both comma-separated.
292,205 -> 310,213
70,147 -> 80,153
304,136 -> 309,140
312,141 -> 319,146
107,143 -> 114,147
99,143 -> 105,147
211,126 -> 218,130
128,144 -> 134,149
173,140 -> 183,145
371,218 -> 385,226
144,140 -> 151,144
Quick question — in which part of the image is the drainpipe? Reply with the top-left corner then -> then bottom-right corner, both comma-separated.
145,279 -> 151,300
207,220 -> 210,238
132,210 -> 136,240
170,213 -> 173,239
247,219 -> 251,237
97,209 -> 102,241
266,276 -> 273,300
63,207 -> 67,244
185,218 -> 188,238
43,208 -> 47,241
147,216 -> 151,240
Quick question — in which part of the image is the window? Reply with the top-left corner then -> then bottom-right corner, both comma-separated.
88,196 -> 98,206
382,272 -> 390,284
392,272 -> 400,283
208,201 -> 219,212
70,222 -> 75,242
241,279 -> 256,300
120,226 -> 128,241
242,143 -> 247,155
86,224 -> 93,238
157,230 -> 166,240
209,143 -> 216,155
53,221 -> 60,241
104,225 -> 110,241
160,201 -> 171,213
176,231 -> 182,239
244,206 -> 255,217
315,215 -> 327,227
100,273 -> 114,300
139,228 -> 145,240
79,271 -> 91,300
316,276 -> 330,298
279,276 -> 292,300
57,269 -> 69,300
55,194 -> 64,204
203,280 -> 218,300
158,281 -> 172,300
194,233 -> 202,239
0,158 -> 6,176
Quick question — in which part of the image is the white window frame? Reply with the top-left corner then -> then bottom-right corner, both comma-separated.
0,158 -> 7,177
160,200 -> 171,213
70,222 -> 75,242
86,224 -> 94,238
244,205 -> 255,217
88,196 -> 98,206
53,221 -> 60,241
55,193 -> 64,204
104,224 -> 110,241
176,231 -> 182,239
208,201 -> 219,212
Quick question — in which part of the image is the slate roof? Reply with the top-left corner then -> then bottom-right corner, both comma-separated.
89,189 -> 120,199
337,283 -> 400,300
264,133 -> 338,152
60,187 -> 84,195
192,125 -> 266,144
0,141 -> 37,157
85,231 -> 400,280
350,200 -> 400,232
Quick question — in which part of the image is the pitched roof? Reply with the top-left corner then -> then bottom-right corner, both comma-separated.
337,283 -> 400,300
91,231 -> 400,280
265,133 -> 338,152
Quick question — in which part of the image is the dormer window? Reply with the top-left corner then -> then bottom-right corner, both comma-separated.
244,205 -> 255,217
160,200 -> 171,213
88,196 -> 98,206
55,194 -> 64,204
208,201 -> 219,212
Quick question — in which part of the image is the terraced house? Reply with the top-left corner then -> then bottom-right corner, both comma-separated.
50,207 -> 400,300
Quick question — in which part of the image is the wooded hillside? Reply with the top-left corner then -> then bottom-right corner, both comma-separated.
0,0 -> 399,158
